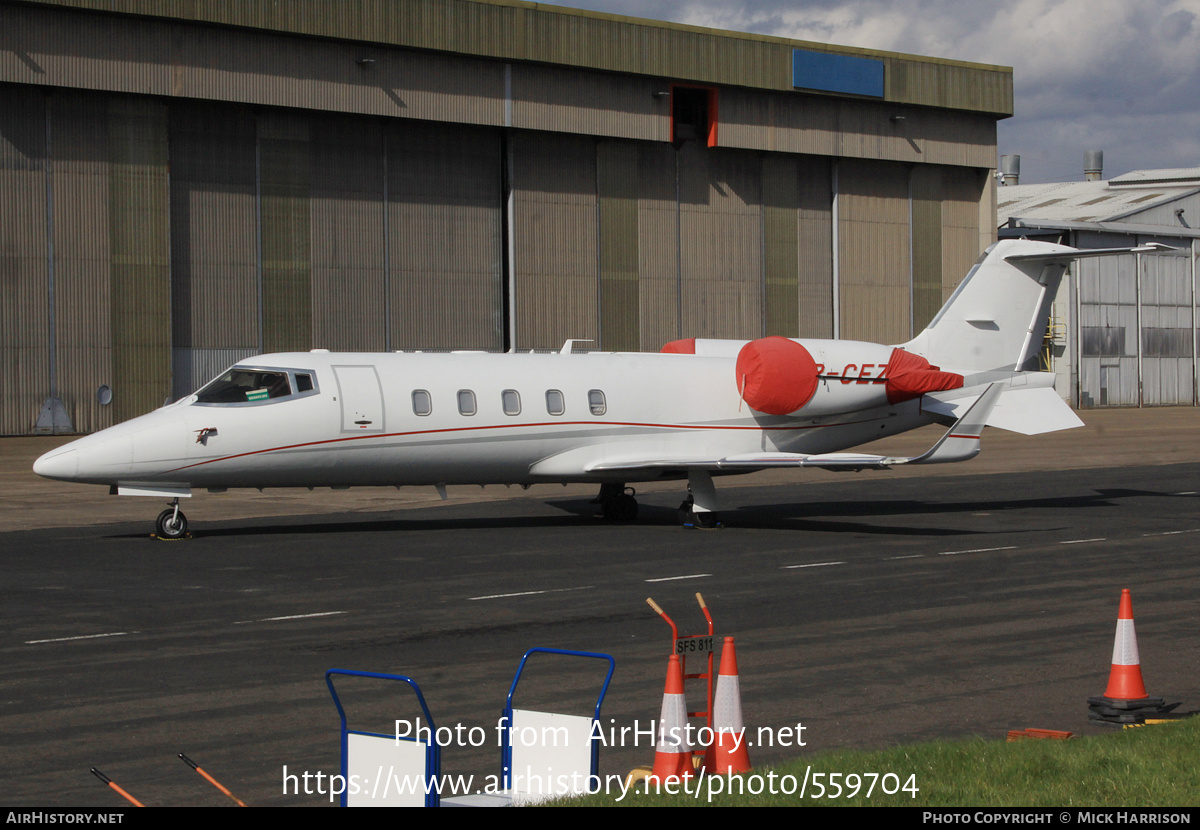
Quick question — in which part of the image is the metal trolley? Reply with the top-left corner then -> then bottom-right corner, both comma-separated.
326,669 -> 442,807
499,648 -> 616,803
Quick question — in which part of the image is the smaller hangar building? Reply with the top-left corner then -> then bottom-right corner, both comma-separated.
999,167 -> 1200,408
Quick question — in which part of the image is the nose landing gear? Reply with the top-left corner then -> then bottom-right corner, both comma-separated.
154,499 -> 190,540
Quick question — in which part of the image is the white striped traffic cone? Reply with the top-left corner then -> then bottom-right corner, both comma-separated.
1088,588 -> 1168,725
648,654 -> 694,783
708,636 -> 752,775
1103,588 -> 1149,701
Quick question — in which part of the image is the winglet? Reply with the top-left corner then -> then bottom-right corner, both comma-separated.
905,382 -> 1002,464
797,382 -> 1003,471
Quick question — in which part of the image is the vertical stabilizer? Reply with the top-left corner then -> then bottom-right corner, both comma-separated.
904,239 -> 1073,373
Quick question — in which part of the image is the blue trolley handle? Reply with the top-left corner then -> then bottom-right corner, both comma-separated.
501,648 -> 616,793
325,669 -> 441,807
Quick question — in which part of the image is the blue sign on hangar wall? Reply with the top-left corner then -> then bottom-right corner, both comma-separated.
792,48 -> 885,98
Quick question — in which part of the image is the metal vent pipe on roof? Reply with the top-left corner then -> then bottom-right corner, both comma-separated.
1000,155 -> 1020,186
1084,150 -> 1104,181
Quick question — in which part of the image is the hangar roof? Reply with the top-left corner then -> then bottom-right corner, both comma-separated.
998,168 -> 1200,226
20,0 -> 1013,116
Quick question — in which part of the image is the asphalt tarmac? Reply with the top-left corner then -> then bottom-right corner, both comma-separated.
2,408 -> 1199,807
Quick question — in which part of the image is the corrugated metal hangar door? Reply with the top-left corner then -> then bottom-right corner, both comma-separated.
1077,238 -> 1195,407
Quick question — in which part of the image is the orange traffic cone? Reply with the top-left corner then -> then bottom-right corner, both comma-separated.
1088,589 -> 1168,725
708,637 -> 752,775
647,654 -> 694,784
1103,589 -> 1149,701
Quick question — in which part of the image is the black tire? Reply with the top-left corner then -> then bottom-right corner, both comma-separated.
679,507 -> 721,528
616,494 -> 638,521
601,494 -> 639,522
676,496 -> 694,525
155,508 -> 188,539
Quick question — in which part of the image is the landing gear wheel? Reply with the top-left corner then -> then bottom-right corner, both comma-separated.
677,496 -> 694,526
677,497 -> 721,528
599,484 -> 638,522
155,507 -> 189,539
601,493 -> 639,522
676,496 -> 696,527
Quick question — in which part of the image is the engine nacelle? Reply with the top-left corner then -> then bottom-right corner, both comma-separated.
734,337 -> 963,417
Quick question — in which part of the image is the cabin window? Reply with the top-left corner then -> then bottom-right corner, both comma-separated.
545,389 -> 565,416
457,389 -> 477,416
588,389 -> 607,416
193,366 -> 319,406
196,369 -> 291,404
502,389 -> 521,416
412,389 -> 432,416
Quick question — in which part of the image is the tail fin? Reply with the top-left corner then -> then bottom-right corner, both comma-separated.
904,239 -> 1069,373
905,239 -> 1175,373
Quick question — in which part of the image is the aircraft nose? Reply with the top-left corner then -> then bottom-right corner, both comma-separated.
33,447 -> 79,481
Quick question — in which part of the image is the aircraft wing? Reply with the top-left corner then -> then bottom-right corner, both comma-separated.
586,453 -> 889,473
588,383 -> 1003,473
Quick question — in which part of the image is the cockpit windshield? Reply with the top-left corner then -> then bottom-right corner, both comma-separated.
194,368 -> 317,405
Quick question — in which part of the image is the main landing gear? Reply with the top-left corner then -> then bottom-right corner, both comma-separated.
595,482 -> 639,522
678,469 -> 722,529
595,470 -> 724,528
676,495 -> 719,528
154,498 -> 190,540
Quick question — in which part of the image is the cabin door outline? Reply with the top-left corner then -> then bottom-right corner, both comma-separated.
332,365 -> 386,433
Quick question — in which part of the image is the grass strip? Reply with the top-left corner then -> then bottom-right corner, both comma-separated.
555,717 -> 1199,807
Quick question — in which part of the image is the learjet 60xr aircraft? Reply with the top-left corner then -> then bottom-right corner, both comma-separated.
34,240 -> 1169,537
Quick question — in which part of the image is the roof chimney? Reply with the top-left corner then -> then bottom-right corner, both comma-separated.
1000,155 -> 1020,186
1084,150 -> 1104,182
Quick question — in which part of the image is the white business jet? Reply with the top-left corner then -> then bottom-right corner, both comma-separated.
34,239 -> 1168,538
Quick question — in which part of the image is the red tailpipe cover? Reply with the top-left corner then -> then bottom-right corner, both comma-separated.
884,349 -> 963,404
735,337 -> 819,415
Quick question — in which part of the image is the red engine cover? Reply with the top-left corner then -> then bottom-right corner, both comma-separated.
660,338 -> 697,354
883,349 -> 964,403
735,337 -> 819,415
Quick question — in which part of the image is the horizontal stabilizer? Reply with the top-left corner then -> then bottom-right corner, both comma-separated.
1003,242 -> 1176,266
923,384 -> 1083,435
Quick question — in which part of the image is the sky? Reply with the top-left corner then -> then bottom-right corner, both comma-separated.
545,0 -> 1200,184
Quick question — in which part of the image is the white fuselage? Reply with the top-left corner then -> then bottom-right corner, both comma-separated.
34,347 -> 937,492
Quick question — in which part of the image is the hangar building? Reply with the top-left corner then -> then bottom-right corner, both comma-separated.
1,0 -> 1012,434
999,165 -> 1199,408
